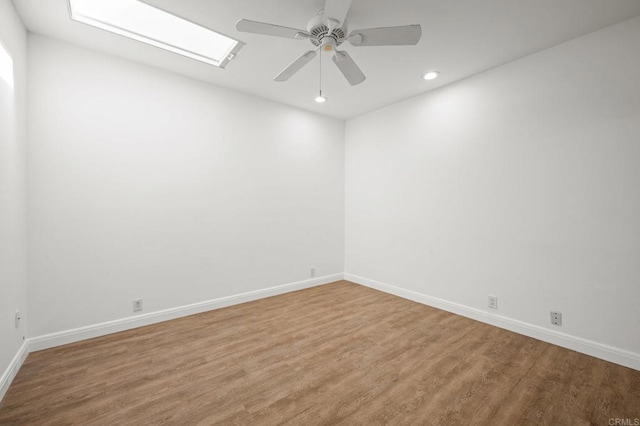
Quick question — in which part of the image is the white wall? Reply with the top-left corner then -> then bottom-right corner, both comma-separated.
0,0 -> 28,394
27,35 -> 345,338
345,17 -> 640,360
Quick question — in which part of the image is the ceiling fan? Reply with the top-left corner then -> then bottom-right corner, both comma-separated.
236,0 -> 422,86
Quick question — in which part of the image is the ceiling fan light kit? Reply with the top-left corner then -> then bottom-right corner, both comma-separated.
236,0 -> 422,100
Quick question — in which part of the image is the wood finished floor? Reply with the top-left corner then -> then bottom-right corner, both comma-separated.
1,281 -> 639,425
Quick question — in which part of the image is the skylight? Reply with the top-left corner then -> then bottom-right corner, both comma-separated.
0,41 -> 14,88
67,0 -> 243,68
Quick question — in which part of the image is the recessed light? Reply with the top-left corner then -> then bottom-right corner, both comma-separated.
423,71 -> 439,81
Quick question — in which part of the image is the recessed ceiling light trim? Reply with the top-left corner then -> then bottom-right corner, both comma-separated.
423,71 -> 440,80
67,0 -> 244,68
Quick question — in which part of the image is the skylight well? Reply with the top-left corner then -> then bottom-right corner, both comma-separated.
67,0 -> 243,68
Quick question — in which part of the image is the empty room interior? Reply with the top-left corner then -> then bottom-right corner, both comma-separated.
1,0 -> 640,424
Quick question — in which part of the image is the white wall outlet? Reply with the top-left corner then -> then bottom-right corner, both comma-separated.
15,310 -> 21,329
550,311 -> 562,326
488,295 -> 498,309
310,267 -> 316,278
133,299 -> 143,312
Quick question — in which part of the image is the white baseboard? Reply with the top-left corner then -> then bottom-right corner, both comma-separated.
14,270 -> 635,405
345,273 -> 640,371
0,340 -> 29,402
29,273 -> 344,352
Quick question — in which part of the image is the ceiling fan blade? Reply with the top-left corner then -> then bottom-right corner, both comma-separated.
323,0 -> 352,28
349,25 -> 422,46
274,50 -> 318,82
236,19 -> 309,39
332,50 -> 366,86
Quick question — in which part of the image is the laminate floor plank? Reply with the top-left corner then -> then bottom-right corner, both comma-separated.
1,281 -> 638,425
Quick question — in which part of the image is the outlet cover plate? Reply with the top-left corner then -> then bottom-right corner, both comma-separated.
550,311 -> 562,326
488,295 -> 498,309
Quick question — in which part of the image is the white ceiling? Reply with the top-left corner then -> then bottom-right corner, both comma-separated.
13,0 -> 640,119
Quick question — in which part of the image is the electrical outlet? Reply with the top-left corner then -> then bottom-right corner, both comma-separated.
550,311 -> 562,326
15,310 -> 21,329
488,295 -> 498,309
310,267 -> 315,278
133,299 -> 143,312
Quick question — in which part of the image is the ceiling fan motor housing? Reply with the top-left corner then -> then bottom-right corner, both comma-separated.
307,11 -> 347,51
